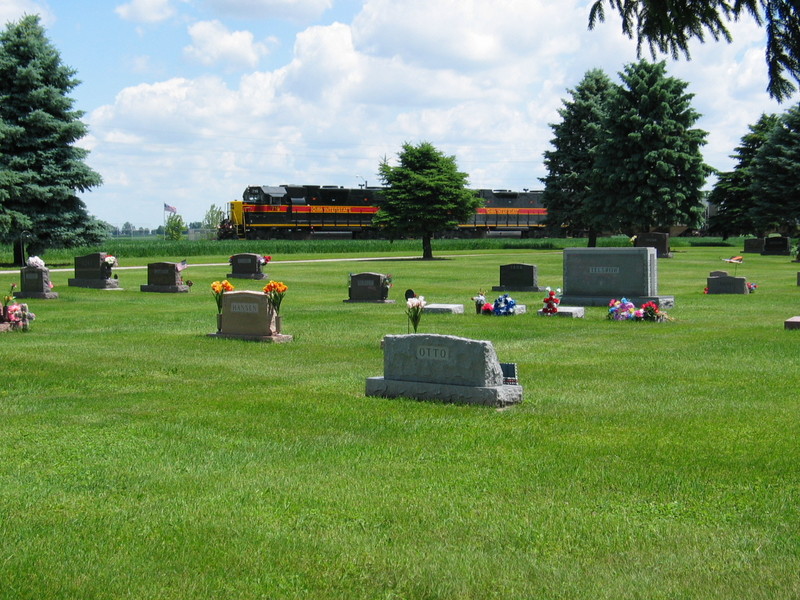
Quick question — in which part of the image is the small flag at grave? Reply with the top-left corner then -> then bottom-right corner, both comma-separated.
176,259 -> 188,271
723,256 -> 743,263
164,203 -> 177,214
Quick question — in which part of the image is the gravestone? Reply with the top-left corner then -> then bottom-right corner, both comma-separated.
761,236 -> 792,256
785,316 -> 800,330
709,270 -> 729,278
491,263 -> 544,292
140,262 -> 189,293
366,334 -> 522,407
344,272 -> 394,303
208,290 -> 292,342
68,252 -> 120,289
227,253 -> 267,279
423,304 -> 465,314
743,238 -> 764,253
706,273 -> 748,294
797,272 -> 800,286
559,247 -> 674,308
537,306 -> 584,318
14,266 -> 58,299
634,232 -> 671,258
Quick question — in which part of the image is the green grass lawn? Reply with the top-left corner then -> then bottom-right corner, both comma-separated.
1,247 -> 798,599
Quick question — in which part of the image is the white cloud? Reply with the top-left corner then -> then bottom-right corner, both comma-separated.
203,0 -> 332,21
115,0 -> 175,23
184,20 -> 270,69
0,0 -> 55,26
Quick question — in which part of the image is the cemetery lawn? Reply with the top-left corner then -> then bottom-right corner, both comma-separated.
1,246 -> 798,599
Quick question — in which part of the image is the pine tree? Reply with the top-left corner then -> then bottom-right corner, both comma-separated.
0,15 -> 104,263
750,103 -> 800,233
541,69 -> 613,246
374,142 -> 480,259
588,60 -> 710,235
708,113 -> 780,237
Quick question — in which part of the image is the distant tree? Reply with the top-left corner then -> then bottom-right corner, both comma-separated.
164,214 -> 186,241
750,103 -> 800,234
202,204 -> 225,230
0,15 -> 104,264
587,60 -> 711,234
374,142 -> 480,259
154,225 -> 165,236
188,221 -> 202,230
708,113 -> 780,237
541,68 -> 614,246
121,222 -> 134,236
588,0 -> 800,101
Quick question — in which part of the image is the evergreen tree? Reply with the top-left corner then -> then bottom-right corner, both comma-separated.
750,103 -> 800,233
708,113 -> 780,237
588,60 -> 710,234
541,68 -> 613,246
588,0 -> 800,101
0,15 -> 104,263
374,142 -> 480,259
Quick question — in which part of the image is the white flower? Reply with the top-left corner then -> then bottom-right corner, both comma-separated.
407,296 -> 426,309
26,256 -> 45,269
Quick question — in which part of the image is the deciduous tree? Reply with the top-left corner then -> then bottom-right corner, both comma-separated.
374,142 -> 480,259
0,15 -> 104,264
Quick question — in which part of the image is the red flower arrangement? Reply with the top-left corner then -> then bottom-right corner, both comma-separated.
541,287 -> 561,315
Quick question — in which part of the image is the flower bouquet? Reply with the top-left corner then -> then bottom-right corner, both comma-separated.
471,290 -> 487,314
406,294 -> 426,333
492,294 -> 516,316
211,280 -> 234,313
608,298 -> 670,322
263,280 -> 288,314
26,256 -> 46,269
1,284 -> 35,331
541,287 -> 561,315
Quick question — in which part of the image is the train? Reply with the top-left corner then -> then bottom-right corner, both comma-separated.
218,185 -> 548,240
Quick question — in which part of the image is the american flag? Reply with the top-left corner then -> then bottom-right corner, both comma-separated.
164,203 -> 177,214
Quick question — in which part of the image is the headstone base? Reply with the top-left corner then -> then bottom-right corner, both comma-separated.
14,291 -> 58,299
365,377 -> 522,407
559,295 -> 674,308
206,332 -> 293,342
140,284 -> 190,293
784,317 -> 800,330
226,273 -> 267,280
0,323 -> 13,333
68,278 -> 121,289
343,299 -> 396,303
537,306 -> 584,318
491,285 -> 545,292
424,304 -> 464,314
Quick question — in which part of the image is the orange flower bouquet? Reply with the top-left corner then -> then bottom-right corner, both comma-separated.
263,280 -> 288,314
211,280 -> 234,313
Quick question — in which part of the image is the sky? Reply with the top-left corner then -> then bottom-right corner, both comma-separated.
1,0 -> 788,229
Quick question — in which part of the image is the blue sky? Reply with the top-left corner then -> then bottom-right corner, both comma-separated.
2,0 -> 786,228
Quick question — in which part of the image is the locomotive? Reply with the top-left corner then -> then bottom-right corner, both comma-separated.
218,184 -> 547,240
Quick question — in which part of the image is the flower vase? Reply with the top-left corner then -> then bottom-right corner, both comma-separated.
1,306 -> 7,323
274,314 -> 282,335
216,313 -> 222,332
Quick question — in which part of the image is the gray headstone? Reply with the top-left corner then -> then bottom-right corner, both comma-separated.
743,238 -> 764,253
706,275 -> 748,294
366,334 -> 522,407
560,247 -> 673,307
14,266 -> 58,299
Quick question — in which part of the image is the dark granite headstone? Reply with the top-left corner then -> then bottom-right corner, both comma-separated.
141,262 -> 189,293
761,236 -> 792,256
68,252 -> 120,289
227,253 -> 267,280
743,238 -> 764,253
491,263 -> 544,292
634,232 -> 671,258
14,267 -> 58,299
344,272 -> 394,303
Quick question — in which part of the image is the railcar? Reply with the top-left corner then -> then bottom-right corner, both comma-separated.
218,185 -> 547,240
